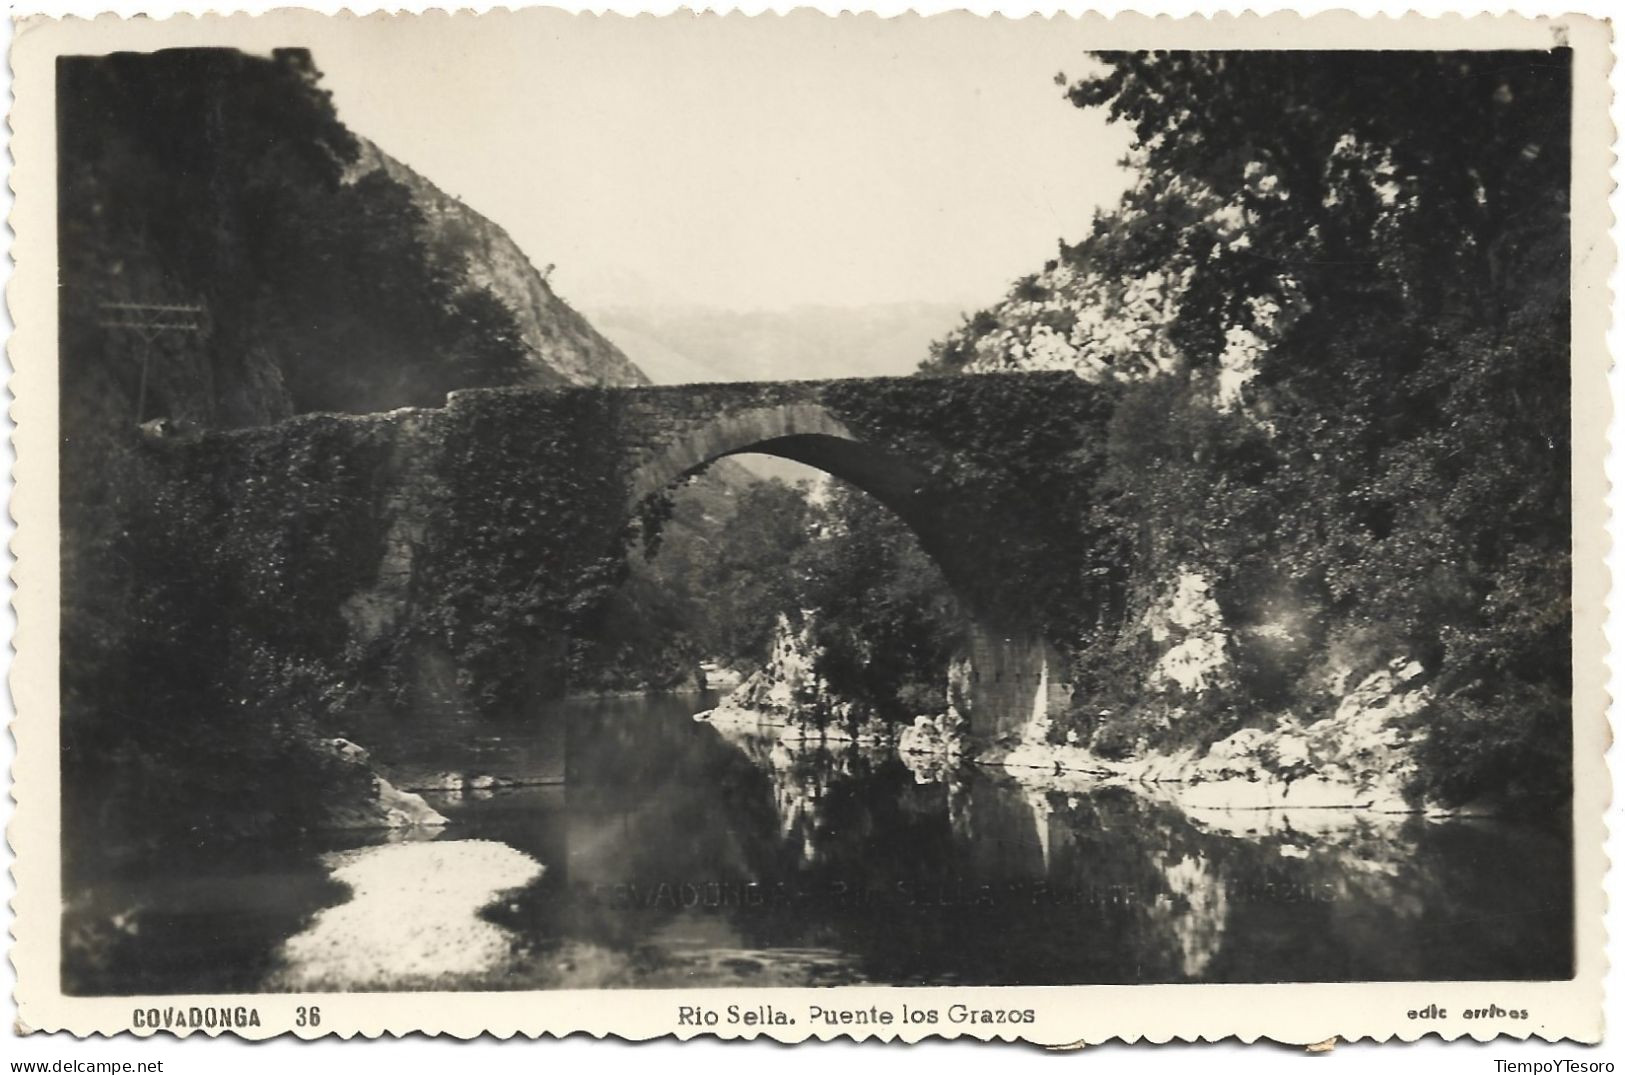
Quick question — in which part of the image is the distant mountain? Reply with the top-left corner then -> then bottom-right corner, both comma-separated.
581,301 -> 967,483
583,302 -> 968,385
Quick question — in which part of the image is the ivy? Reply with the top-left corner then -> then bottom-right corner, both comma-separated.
819,373 -> 1123,646
409,389 -> 635,714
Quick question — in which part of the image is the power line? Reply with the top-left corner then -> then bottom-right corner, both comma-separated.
97,301 -> 210,423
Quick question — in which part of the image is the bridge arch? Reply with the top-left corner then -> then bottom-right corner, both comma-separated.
623,401 -> 1070,740
628,404 -> 923,510
627,404 -> 948,558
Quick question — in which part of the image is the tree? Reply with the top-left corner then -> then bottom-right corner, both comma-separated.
928,49 -> 1573,812
783,484 -> 967,720
1069,52 -> 1572,810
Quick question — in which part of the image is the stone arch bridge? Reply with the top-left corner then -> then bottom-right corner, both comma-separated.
154,372 -> 1115,743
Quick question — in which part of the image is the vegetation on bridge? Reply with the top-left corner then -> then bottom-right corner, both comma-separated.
821,374 -> 1119,643
570,373 -> 1115,720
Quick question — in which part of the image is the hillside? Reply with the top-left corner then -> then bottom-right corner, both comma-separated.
57,46 -> 650,464
914,50 -> 1572,815
354,140 -> 650,389
54,46 -> 692,860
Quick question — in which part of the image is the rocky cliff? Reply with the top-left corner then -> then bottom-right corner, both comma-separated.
56,48 -> 659,851
353,140 -> 650,390
57,48 -> 651,463
996,655 -> 1437,815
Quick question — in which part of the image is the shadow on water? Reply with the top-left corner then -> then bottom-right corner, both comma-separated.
62,692 -> 1574,993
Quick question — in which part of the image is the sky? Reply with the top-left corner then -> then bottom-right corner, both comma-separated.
310,13 -> 1135,313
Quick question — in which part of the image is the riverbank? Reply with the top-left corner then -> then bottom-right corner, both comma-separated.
64,688 -> 1573,994
712,692 -> 1471,825
696,701 -> 900,745
314,737 -> 449,831
984,736 -> 1440,816
988,657 -> 1475,818
568,685 -> 704,699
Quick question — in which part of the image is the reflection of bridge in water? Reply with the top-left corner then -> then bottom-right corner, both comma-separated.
694,717 -> 1241,980
693,716 -> 1461,984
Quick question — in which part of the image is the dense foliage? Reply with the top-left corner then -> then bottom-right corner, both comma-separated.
788,484 -> 969,719
567,472 -> 814,691
57,49 -> 602,864
423,391 -> 638,711
926,50 -> 1573,813
61,420 -> 396,861
58,48 -> 539,437
576,473 -> 970,721
822,374 -> 1118,643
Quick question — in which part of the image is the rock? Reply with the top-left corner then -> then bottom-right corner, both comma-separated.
1145,570 -> 1234,695
318,736 -> 449,831
699,661 -> 744,690
1156,634 -> 1232,694
404,771 -> 467,791
693,705 -> 788,729
724,613 -> 831,724
898,713 -> 969,758
323,772 -> 448,831
1270,731 -> 1312,770
975,652 -> 1451,823
327,737 -> 370,764
374,776 -> 450,828
1155,654 -> 1432,811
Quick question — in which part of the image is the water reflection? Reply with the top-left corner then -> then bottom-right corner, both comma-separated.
560,697 -> 1571,986
62,692 -> 1574,993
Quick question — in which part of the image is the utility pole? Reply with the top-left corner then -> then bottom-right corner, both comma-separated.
97,301 -> 209,424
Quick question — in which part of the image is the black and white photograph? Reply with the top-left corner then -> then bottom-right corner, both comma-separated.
11,8 -> 1609,1044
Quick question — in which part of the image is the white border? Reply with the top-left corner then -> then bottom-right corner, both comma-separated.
5,3 -> 1617,1056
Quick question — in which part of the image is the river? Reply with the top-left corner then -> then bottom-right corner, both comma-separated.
63,692 -> 1574,993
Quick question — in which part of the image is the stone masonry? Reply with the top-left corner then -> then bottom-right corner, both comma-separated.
164,372 -> 1110,740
